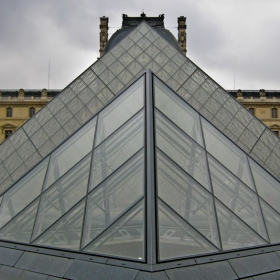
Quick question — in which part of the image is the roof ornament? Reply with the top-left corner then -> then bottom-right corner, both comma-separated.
141,11 -> 146,18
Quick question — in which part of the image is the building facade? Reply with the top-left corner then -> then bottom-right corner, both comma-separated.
0,89 -> 59,143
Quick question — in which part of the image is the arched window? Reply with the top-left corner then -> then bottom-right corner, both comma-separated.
272,108 -> 278,118
249,108 -> 254,115
6,107 -> 12,117
29,107 -> 35,117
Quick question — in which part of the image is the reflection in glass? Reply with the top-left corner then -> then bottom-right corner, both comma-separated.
0,199 -> 39,243
249,159 -> 280,214
82,150 -> 144,248
0,157 -> 49,228
215,199 -> 267,251
84,199 -> 145,260
208,156 -> 268,241
90,110 -> 144,190
202,119 -> 254,190
44,116 -> 96,190
157,150 -> 220,248
95,76 -> 144,147
154,76 -> 203,146
32,154 -> 91,241
156,110 -> 210,190
33,199 -> 85,250
260,199 -> 280,243
158,199 -> 218,260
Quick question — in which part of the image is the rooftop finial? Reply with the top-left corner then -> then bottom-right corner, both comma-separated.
141,11 -> 146,18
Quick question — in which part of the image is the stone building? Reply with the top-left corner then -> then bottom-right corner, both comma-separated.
0,89 -> 59,143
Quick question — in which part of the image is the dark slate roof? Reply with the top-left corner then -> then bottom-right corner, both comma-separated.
104,13 -> 181,53
0,90 -> 60,98
228,90 -> 280,99
0,241 -> 280,279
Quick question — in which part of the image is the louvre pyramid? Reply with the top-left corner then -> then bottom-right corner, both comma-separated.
0,20 -> 280,264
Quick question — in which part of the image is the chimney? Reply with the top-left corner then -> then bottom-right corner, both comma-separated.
99,16 -> 109,57
177,16 -> 187,56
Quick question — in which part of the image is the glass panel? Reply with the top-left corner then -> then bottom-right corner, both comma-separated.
202,119 -> 254,190
32,153 -> 91,241
0,199 -> 39,243
154,76 -> 203,146
33,199 -> 85,250
208,156 -> 268,241
84,199 -> 145,261
44,116 -> 96,190
156,110 -> 210,191
83,150 -> 144,248
249,158 -> 280,213
157,150 -> 220,247
95,76 -> 144,146
215,199 -> 267,251
260,199 -> 280,243
0,157 -> 49,228
90,110 -> 144,190
158,199 -> 218,260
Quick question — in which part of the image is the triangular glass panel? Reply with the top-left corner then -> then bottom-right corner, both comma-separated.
82,149 -> 144,248
33,199 -> 85,250
249,158 -> 280,214
214,199 -> 267,251
208,155 -> 268,241
94,76 -> 144,147
202,119 -> 255,190
0,157 -> 49,228
157,199 -> 218,261
157,149 -> 220,248
0,198 -> 39,243
155,109 -> 211,191
83,199 -> 145,261
260,198 -> 280,243
32,153 -> 91,241
89,109 -> 144,191
43,116 -> 96,191
154,76 -> 204,146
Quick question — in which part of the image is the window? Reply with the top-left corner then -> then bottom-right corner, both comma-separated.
249,108 -> 254,115
5,130 -> 12,139
272,108 -> 278,118
273,130 -> 279,136
29,107 -> 35,117
6,107 -> 12,117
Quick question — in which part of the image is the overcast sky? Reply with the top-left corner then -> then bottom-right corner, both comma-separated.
0,0 -> 279,91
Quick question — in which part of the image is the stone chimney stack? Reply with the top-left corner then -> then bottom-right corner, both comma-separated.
99,16 -> 109,57
177,16 -> 187,56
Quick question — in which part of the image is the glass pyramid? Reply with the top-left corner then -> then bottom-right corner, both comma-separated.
0,20 -> 280,265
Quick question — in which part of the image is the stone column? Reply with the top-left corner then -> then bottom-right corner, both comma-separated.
100,16 -> 109,57
178,16 -> 187,56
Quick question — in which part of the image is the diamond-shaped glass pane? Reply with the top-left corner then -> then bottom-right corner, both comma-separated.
158,199 -> 218,260
208,156 -> 268,240
215,199 -> 267,250
44,116 -> 96,190
156,111 -> 210,191
33,199 -> 85,250
155,77 -> 203,146
95,76 -> 144,146
32,153 -> 90,241
260,199 -> 280,243
83,150 -> 144,248
90,110 -> 144,190
157,150 -> 220,247
202,119 -> 254,190
249,158 -> 280,214
0,198 -> 39,243
0,157 -> 49,228
84,199 -> 145,260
